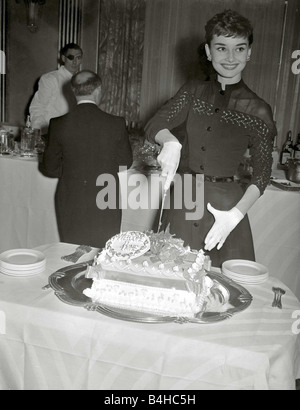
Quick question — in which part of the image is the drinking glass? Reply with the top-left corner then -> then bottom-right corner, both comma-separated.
0,130 -> 10,155
34,128 -> 45,154
21,128 -> 36,157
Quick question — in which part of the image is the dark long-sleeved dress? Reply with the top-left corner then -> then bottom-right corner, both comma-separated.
145,79 -> 277,267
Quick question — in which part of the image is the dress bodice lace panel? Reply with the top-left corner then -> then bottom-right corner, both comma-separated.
145,79 -> 277,194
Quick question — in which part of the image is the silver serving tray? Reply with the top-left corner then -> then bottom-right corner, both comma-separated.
271,178 -> 300,191
48,261 -> 252,324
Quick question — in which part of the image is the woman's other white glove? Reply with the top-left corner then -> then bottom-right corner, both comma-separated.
204,203 -> 244,251
157,141 -> 182,191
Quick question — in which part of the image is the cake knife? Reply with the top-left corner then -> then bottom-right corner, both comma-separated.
157,189 -> 167,233
157,166 -> 175,233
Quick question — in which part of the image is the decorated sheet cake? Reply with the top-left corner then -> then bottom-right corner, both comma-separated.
83,229 -> 232,318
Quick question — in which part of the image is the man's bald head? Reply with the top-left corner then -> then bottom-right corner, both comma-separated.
71,70 -> 102,97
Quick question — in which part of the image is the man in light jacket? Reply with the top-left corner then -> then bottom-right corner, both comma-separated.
29,43 -> 83,136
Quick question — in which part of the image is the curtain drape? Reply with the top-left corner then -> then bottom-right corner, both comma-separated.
274,0 -> 300,148
59,0 -> 82,57
140,0 -> 299,148
97,0 -> 146,125
0,0 -> 6,122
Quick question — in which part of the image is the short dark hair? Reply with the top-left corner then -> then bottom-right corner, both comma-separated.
61,42 -> 83,57
71,70 -> 102,96
205,9 -> 253,46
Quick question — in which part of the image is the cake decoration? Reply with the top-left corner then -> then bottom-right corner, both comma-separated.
105,231 -> 150,260
92,226 -> 211,280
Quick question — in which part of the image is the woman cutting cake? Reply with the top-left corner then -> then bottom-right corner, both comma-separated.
145,9 -> 277,267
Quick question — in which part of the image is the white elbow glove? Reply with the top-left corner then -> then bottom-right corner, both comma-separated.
157,141 -> 182,191
204,203 -> 244,251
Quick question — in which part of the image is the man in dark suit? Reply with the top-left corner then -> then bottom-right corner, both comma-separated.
42,70 -> 133,248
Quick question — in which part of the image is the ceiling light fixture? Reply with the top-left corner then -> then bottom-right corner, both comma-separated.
16,0 -> 46,33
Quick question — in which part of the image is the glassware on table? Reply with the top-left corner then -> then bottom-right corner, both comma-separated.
0,130 -> 11,156
34,128 -> 45,154
8,133 -> 15,152
286,158 -> 300,183
20,127 -> 36,157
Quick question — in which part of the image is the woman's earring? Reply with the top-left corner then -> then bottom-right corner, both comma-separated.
247,56 -> 251,61
207,55 -> 211,61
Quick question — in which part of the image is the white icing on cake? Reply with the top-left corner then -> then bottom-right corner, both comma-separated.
83,279 -> 200,318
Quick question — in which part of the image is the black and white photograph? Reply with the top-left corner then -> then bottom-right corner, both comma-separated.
0,0 -> 299,392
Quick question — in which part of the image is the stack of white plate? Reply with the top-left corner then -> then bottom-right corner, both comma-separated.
222,259 -> 269,285
0,249 -> 46,277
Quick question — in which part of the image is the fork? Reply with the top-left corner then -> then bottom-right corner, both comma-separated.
276,287 -> 286,309
272,287 -> 279,307
272,287 -> 286,309
61,245 -> 92,263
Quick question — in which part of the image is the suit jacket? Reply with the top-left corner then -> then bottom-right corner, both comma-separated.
42,103 -> 133,247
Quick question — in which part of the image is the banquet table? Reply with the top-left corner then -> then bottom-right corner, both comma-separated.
0,242 -> 299,390
0,155 -> 60,252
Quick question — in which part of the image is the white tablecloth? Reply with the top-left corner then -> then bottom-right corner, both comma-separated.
0,242 -> 299,390
248,184 -> 300,302
0,156 -> 60,252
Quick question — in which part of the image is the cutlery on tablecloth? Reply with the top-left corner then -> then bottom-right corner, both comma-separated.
276,288 -> 286,309
272,287 -> 279,307
272,287 -> 286,309
61,245 -> 92,263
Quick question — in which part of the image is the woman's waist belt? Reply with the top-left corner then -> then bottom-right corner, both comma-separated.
204,175 -> 234,183
184,171 -> 235,183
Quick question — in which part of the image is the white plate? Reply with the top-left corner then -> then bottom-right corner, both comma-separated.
0,265 -> 44,275
0,260 -> 45,270
222,259 -> 269,284
0,249 -> 45,269
105,231 -> 151,260
222,273 -> 267,285
222,275 -> 268,285
222,266 -> 268,281
0,261 -> 45,271
222,259 -> 268,276
0,268 -> 42,277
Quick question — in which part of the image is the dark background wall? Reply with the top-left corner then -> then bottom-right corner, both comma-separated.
7,0 -> 60,126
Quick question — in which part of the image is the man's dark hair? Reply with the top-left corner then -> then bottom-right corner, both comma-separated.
205,9 -> 253,46
71,70 -> 102,96
61,42 -> 83,57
